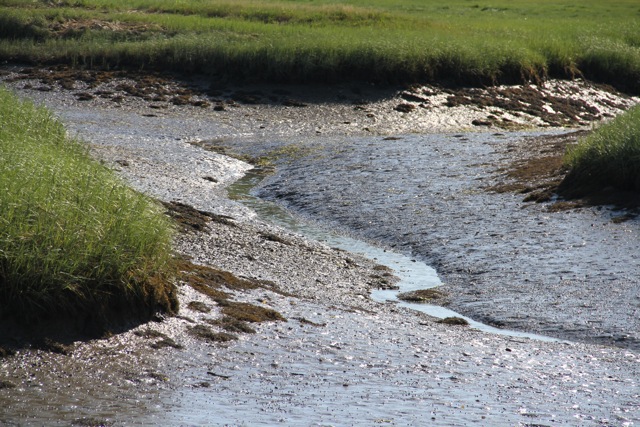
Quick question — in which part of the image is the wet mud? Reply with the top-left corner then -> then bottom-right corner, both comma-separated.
1,66 -> 640,425
242,131 -> 640,350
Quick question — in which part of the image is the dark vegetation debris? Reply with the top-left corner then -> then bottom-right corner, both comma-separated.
187,301 -> 211,313
437,317 -> 470,326
207,371 -> 231,380
134,328 -> 184,350
217,300 -> 286,323
162,201 -> 237,232
394,103 -> 415,113
8,66 -> 209,108
150,338 -> 184,350
188,325 -> 237,343
397,289 -> 447,303
207,317 -> 257,334
176,259 -> 287,340
445,85 -> 602,127
293,317 -> 326,327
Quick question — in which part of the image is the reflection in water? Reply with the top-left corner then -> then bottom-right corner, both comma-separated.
228,168 -> 562,343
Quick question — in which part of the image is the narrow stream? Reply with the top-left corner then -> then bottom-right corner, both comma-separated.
228,168 -> 563,343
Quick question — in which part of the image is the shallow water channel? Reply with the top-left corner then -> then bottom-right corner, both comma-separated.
228,169 -> 562,343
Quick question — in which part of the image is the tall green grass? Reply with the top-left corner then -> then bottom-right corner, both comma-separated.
0,0 -> 639,91
0,87 -> 177,325
564,106 -> 640,192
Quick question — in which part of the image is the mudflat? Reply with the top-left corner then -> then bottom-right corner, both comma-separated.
0,67 -> 639,426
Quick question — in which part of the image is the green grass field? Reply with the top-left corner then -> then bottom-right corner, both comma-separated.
0,0 -> 639,91
0,87 -> 177,327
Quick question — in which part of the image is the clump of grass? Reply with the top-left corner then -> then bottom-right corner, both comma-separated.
563,106 -> 640,193
0,87 -> 177,327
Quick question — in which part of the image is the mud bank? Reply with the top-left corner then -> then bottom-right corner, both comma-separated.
1,65 -> 636,136
1,68 -> 639,425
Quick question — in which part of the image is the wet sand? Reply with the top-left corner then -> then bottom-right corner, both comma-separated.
1,68 -> 639,425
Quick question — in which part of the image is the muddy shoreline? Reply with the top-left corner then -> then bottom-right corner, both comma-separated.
1,67 -> 640,425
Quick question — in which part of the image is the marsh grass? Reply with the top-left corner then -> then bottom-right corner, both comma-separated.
0,87 -> 177,326
0,0 -> 639,91
563,106 -> 640,193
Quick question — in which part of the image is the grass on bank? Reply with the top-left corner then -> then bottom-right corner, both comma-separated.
563,105 -> 640,193
0,87 -> 177,327
0,0 -> 639,92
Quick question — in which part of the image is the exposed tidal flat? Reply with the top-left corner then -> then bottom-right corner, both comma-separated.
249,132 -> 640,346
1,70 -> 640,425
